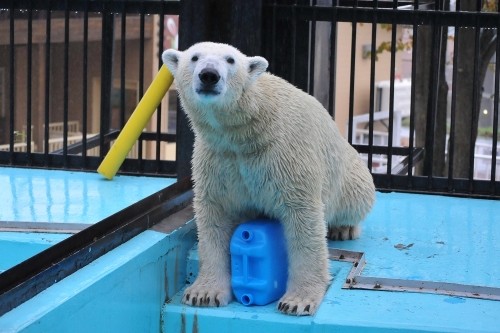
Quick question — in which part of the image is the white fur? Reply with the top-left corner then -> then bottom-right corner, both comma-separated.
162,42 -> 375,315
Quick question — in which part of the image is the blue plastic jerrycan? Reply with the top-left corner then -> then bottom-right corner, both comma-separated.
230,219 -> 288,306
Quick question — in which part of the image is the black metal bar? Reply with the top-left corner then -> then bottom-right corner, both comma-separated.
8,0 -> 15,160
138,132 -> 177,142
295,3 -> 310,92
490,22 -> 500,190
119,4 -> 127,129
270,0 -> 278,72
52,129 -> 120,155
347,0 -> 358,143
5,0 -> 422,12
385,0 -> 398,181
7,0 -> 180,14
407,11 -> 418,187
98,10 -> 115,158
175,0 -> 206,180
228,0 -> 265,56
63,0 -> 70,165
26,0 -> 33,160
291,1 -> 298,85
374,174 -> 500,198
0,178 -> 193,317
353,145 -> 415,156
447,5 -> 459,191
51,131 -> 176,156
43,0 -> 51,158
367,0 -> 378,171
267,5 -> 500,28
309,0 -> 317,95
136,3 -> 146,169
82,0 -> 89,162
0,152 -> 177,176
338,0 -> 417,7
423,17 -> 440,185
328,0 -> 338,119
391,148 -> 425,175
468,10 -> 481,193
176,0 -> 268,179
156,7 -> 165,167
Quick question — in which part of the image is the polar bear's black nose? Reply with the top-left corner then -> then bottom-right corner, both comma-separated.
199,68 -> 220,86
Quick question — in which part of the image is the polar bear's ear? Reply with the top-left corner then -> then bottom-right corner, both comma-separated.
248,56 -> 268,81
162,49 -> 182,76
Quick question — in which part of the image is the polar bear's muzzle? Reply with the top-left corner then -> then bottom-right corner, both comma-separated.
196,65 -> 223,97
193,57 -> 227,98
199,68 -> 220,87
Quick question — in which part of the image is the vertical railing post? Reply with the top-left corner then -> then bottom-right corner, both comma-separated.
99,10 -> 115,158
262,0 -> 309,91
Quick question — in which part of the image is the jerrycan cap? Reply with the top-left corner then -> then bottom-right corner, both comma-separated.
240,229 -> 253,241
240,293 -> 254,305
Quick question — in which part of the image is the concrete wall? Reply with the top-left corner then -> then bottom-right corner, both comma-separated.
0,222 -> 197,333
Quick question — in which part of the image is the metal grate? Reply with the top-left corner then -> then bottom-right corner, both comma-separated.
330,248 -> 500,301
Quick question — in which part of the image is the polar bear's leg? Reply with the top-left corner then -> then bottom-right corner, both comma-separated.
278,204 -> 330,315
182,203 -> 234,307
327,163 -> 374,241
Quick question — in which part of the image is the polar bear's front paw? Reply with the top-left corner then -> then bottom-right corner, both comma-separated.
182,281 -> 232,307
277,291 -> 322,316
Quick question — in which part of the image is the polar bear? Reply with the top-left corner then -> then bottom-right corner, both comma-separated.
162,42 -> 375,316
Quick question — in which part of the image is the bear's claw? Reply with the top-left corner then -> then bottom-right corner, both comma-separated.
278,301 -> 314,316
277,290 -> 323,316
185,294 -> 221,307
182,282 -> 232,308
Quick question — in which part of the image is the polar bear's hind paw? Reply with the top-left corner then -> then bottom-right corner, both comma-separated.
327,225 -> 361,241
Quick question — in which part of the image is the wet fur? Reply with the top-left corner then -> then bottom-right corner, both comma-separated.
162,42 -> 375,315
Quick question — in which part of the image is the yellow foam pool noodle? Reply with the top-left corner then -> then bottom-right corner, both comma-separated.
97,65 -> 174,180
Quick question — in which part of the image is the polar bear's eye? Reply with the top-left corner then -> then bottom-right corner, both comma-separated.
191,55 -> 198,62
226,57 -> 235,64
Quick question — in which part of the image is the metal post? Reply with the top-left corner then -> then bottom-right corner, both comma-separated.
176,0 -> 264,180
99,11 -> 115,158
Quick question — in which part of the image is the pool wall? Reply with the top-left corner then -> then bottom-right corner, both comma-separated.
0,221 -> 196,333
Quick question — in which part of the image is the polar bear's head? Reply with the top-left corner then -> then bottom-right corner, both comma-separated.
162,42 -> 268,107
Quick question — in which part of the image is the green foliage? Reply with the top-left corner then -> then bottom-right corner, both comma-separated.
483,0 -> 498,12
365,24 -> 413,60
478,126 -> 500,138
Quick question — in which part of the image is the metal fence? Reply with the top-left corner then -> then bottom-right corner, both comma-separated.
0,0 -> 499,197
263,0 -> 500,197
0,0 -> 179,175
0,0 -> 499,315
